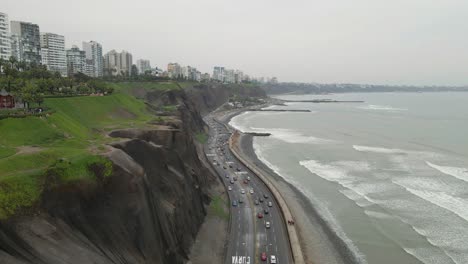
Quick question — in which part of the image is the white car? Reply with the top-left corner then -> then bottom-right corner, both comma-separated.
241,189 -> 245,194
265,221 -> 270,229
268,201 -> 273,207
249,189 -> 254,194
270,255 -> 277,263
228,186 -> 232,191
247,176 -> 251,181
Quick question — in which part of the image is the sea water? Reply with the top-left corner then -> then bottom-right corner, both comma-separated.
230,92 -> 468,264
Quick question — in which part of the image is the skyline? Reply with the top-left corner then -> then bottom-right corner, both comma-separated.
3,0 -> 468,86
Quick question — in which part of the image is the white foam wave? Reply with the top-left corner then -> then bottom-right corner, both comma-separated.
426,162 -> 468,183
252,147 -> 368,263
251,127 -> 337,145
353,145 -> 408,154
399,186 -> 468,223
359,104 -> 408,111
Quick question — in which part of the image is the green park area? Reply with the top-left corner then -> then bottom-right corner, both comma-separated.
0,90 -> 155,219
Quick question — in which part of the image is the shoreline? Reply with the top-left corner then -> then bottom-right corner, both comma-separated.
220,107 -> 361,264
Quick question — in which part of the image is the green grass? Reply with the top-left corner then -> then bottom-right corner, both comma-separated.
0,92 -> 154,219
195,132 -> 208,144
0,147 -> 16,159
162,105 -> 178,112
209,195 -> 229,220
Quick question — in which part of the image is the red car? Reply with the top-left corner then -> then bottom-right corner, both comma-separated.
257,212 -> 264,219
261,252 -> 267,261
243,179 -> 248,184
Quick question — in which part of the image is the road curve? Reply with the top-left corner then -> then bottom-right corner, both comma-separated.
204,113 -> 293,264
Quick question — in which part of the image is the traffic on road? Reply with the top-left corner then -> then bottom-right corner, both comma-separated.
204,115 -> 292,264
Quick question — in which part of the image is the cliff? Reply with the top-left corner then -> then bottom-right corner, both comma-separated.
0,82 -> 265,264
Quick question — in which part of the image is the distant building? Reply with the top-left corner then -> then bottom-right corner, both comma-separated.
167,63 -> 181,79
0,12 -> 11,60
136,59 -> 151,75
66,45 -> 86,77
82,41 -> 103,77
225,69 -> 235,83
103,50 -> 132,76
213,66 -> 225,82
201,73 -> 210,81
10,21 -> 41,64
40,33 -> 66,76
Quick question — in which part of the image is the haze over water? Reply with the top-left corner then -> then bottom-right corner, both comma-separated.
230,92 -> 468,264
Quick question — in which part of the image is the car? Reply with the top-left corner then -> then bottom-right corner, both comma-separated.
236,168 -> 241,171
241,189 -> 245,194
263,194 -> 269,199
247,176 -> 251,181
243,179 -> 248,184
257,212 -> 263,219
229,164 -> 233,168
265,221 -> 270,229
225,174 -> 229,178
223,166 -> 227,169
261,252 -> 267,261
232,201 -> 238,207
268,201 -> 273,207
254,200 -> 259,205
259,198 -> 264,203
264,209 -> 269,214
249,189 -> 254,194
270,255 -> 277,263
238,199 -> 244,204
230,180 -> 234,184
233,176 -> 238,181
228,186 -> 232,191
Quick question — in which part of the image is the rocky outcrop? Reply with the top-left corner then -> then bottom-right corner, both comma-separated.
0,82 -> 266,264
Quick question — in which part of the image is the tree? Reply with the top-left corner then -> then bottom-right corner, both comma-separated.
20,82 -> 42,109
131,64 -> 138,79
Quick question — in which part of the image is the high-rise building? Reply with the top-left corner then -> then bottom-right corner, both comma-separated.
40,33 -> 66,76
82,41 -> 103,77
10,21 -> 41,64
120,50 -> 132,76
167,63 -> 181,79
103,50 -> 132,76
0,12 -> 11,60
136,59 -> 151,75
213,66 -> 225,82
66,45 -> 85,77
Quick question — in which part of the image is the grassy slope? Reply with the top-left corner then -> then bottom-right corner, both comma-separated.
0,92 -> 153,219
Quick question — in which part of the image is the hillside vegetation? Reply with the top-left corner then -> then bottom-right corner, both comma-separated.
0,92 -> 153,219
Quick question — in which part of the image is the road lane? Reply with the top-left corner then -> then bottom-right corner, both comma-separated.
204,115 -> 292,264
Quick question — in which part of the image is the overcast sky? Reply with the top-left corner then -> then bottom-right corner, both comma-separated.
4,0 -> 468,85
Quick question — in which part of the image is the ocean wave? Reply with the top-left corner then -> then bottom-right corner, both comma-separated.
426,161 -> 468,184
358,104 -> 408,111
396,184 -> 468,223
251,127 -> 337,145
252,148 -> 368,263
353,145 -> 408,154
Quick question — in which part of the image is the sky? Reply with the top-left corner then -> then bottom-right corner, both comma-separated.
3,0 -> 468,86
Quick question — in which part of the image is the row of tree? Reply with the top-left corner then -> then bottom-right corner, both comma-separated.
0,57 -> 114,109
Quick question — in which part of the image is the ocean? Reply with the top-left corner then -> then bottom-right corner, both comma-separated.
229,92 -> 468,264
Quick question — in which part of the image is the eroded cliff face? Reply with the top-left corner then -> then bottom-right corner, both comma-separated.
0,83 -> 265,264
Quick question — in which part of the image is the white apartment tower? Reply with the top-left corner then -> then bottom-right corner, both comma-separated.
82,41 -> 103,77
40,33 -> 66,76
103,50 -> 132,76
0,12 -> 11,60
136,59 -> 151,75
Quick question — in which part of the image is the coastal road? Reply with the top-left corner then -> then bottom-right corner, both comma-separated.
204,113 -> 293,264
